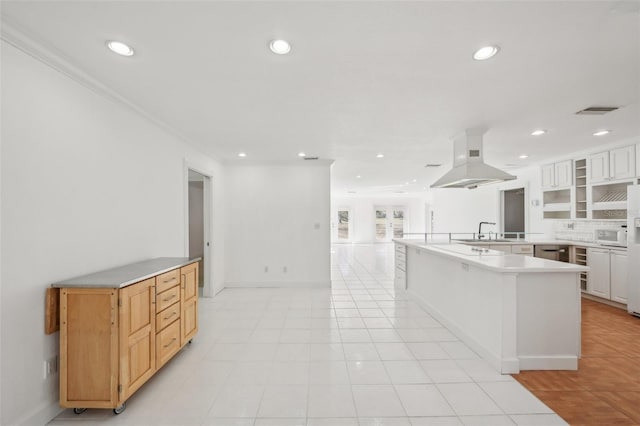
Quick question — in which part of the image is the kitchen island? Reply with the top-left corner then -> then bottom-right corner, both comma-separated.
394,239 -> 588,374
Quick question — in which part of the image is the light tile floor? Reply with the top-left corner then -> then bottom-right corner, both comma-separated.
49,244 -> 567,426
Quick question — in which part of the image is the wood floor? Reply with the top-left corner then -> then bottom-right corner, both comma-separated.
514,298 -> 640,425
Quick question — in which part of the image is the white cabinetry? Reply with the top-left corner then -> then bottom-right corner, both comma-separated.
586,248 -> 628,303
394,244 -> 407,290
610,250 -> 628,304
587,248 -> 610,299
541,160 -> 573,189
511,244 -> 534,256
589,145 -> 636,183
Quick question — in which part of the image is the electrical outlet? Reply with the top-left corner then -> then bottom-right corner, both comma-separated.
283,266 -> 287,273
264,266 -> 269,273
44,355 -> 58,379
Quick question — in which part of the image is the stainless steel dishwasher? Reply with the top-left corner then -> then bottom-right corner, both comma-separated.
534,245 -> 570,262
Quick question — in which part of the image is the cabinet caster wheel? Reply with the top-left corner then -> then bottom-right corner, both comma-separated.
113,403 -> 126,415
73,408 -> 86,415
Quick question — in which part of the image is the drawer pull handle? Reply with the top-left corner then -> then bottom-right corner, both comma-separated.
163,338 -> 177,348
163,294 -> 177,302
163,311 -> 177,320
163,276 -> 177,284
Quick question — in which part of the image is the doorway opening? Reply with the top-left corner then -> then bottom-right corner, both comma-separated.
502,187 -> 526,238
334,208 -> 352,243
188,169 -> 210,296
375,206 -> 406,242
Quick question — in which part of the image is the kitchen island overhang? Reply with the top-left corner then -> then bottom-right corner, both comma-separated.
394,239 -> 588,374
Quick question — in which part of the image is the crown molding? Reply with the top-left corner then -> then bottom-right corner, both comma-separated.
0,16 -> 211,156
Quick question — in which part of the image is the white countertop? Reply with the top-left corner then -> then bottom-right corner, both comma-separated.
394,239 -> 589,273
52,257 -> 201,288
403,237 -> 627,250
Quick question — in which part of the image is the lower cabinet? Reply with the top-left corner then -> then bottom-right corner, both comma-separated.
587,248 -> 627,303
59,261 -> 199,412
394,244 -> 407,290
610,250 -> 628,304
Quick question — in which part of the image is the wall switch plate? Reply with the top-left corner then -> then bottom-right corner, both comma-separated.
264,266 -> 269,273
314,223 -> 320,230
283,266 -> 287,273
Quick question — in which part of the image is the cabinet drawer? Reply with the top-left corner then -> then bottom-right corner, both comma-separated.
156,269 -> 180,294
156,286 -> 180,312
156,303 -> 180,331
512,245 -> 534,255
395,251 -> 406,262
156,319 -> 180,368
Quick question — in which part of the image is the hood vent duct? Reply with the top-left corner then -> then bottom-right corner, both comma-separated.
430,128 -> 516,189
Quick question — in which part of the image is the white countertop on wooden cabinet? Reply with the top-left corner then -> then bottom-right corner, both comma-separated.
394,239 -> 588,274
52,257 -> 201,288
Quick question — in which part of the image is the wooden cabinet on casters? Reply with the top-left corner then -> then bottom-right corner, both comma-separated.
57,258 -> 199,415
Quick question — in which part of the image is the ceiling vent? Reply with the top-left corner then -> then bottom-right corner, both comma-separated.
424,164 -> 442,168
303,157 -> 319,160
576,106 -> 619,115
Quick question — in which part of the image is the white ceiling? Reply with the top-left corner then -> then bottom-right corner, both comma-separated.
2,1 -> 639,196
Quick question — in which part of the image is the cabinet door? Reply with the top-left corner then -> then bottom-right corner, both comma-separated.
637,143 -> 640,177
541,164 -> 556,189
554,160 -> 573,188
119,278 -> 156,400
610,145 -> 636,180
180,263 -> 199,345
60,289 -> 119,408
589,152 -> 610,183
610,251 -> 628,304
587,248 -> 611,299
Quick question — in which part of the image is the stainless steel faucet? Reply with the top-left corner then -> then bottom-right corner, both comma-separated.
478,221 -> 496,239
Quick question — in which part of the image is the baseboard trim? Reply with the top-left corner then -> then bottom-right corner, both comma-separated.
14,399 -> 62,426
224,281 -> 331,288
518,355 -> 578,371
581,293 -> 627,310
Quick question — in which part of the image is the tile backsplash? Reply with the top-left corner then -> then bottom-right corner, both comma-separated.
553,220 -> 627,242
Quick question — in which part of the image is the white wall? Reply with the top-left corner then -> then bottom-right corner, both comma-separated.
224,161 -> 331,287
331,197 -> 428,243
430,166 -> 550,238
0,41 -> 225,425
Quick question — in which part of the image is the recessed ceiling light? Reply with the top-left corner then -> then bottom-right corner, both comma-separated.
412,179 -> 417,183
356,175 -> 361,179
238,152 -> 247,157
269,39 -> 291,55
106,40 -> 134,57
519,154 -> 529,159
376,153 -> 384,158
531,129 -> 546,136
473,45 -> 500,61
593,129 -> 610,136
298,152 -> 306,157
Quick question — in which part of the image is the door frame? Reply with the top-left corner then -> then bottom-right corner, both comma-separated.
334,207 -> 353,243
374,205 -> 408,242
183,160 -> 214,297
498,182 -> 530,238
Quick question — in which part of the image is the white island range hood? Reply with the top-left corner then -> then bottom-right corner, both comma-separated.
431,128 -> 516,189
